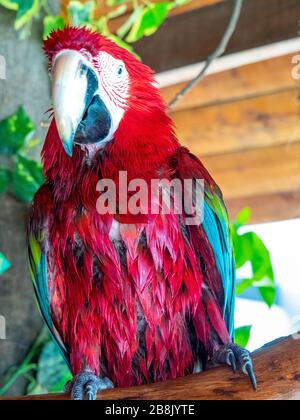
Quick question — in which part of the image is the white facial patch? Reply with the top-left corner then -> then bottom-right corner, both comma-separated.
94,51 -> 130,146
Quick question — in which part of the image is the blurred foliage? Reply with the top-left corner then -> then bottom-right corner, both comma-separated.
232,207 -> 276,348
0,327 -> 72,397
0,107 -> 44,203
28,340 -> 72,395
231,207 -> 276,308
0,0 -> 191,55
0,107 -> 43,282
234,325 -> 252,349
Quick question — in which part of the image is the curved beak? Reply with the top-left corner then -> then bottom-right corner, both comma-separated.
52,50 -> 98,156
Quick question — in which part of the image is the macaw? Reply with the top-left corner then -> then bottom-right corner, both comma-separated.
27,27 -> 256,400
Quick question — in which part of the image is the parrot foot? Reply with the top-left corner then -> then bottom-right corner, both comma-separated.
65,371 -> 114,400
212,344 -> 257,391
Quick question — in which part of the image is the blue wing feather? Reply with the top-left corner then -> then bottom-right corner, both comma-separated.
203,197 -> 236,339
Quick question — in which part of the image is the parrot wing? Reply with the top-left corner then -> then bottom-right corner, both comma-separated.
27,190 -> 70,367
173,147 -> 236,339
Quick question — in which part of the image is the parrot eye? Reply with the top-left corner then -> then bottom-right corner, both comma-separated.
116,64 -> 125,78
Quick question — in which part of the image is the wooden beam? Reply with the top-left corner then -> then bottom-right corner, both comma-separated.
227,191 -> 300,224
157,39 -> 300,88
201,142 -> 300,200
134,0 -> 300,72
162,54 -> 297,111
174,89 -> 300,157
4,335 -> 300,400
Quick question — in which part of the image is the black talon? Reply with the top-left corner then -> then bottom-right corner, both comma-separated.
87,392 -> 94,401
245,363 -> 257,391
66,371 -> 114,400
228,351 -> 237,373
212,344 -> 257,391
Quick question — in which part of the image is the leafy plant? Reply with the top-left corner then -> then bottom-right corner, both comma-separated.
232,208 -> 276,348
0,107 -> 44,203
28,340 -> 72,395
0,328 -> 49,396
234,325 -> 252,348
0,0 -> 191,54
0,327 -> 72,396
231,207 -> 276,308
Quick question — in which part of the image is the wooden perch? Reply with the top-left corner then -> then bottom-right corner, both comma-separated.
3,334 -> 300,400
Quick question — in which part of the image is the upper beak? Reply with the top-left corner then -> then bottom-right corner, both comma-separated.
52,50 -> 98,156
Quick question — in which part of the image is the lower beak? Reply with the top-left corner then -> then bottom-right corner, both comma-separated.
52,50 -> 98,156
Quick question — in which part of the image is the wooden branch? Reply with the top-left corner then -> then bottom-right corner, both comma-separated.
168,0 -> 244,110
3,335 -> 300,400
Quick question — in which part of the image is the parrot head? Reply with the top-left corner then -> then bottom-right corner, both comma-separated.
44,27 -> 172,158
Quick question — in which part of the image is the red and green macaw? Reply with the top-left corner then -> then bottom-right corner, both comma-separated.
27,27 -> 256,400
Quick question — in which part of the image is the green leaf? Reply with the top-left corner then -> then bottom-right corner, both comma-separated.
106,0 -> 130,6
12,155 -> 44,202
95,15 -> 109,35
173,0 -> 191,5
234,325 -> 252,348
126,2 -> 173,43
67,0 -> 96,27
12,0 -> 40,31
43,15 -> 65,39
0,168 -> 10,195
235,207 -> 251,227
33,341 -> 71,393
0,252 -> 11,275
117,5 -> 143,39
26,138 -> 40,149
259,286 -> 276,309
0,107 -> 35,156
232,217 -> 276,307
236,278 -> 255,296
236,276 -> 274,296
0,0 -> 18,10
106,4 -> 127,20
